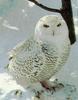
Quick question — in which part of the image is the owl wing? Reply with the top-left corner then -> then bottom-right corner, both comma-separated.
8,37 -> 46,81
8,37 -> 33,60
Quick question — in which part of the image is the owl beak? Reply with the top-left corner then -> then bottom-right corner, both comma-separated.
53,31 -> 55,36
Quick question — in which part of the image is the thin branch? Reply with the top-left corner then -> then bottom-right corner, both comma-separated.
28,0 -> 61,13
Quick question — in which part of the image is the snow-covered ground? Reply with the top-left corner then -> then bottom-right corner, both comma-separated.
0,0 -> 78,100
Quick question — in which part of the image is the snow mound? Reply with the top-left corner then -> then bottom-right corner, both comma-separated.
0,73 -> 78,100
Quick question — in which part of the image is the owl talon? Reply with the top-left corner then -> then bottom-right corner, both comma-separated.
35,91 -> 41,99
14,89 -> 22,96
33,90 -> 44,99
40,81 -> 55,92
40,81 -> 64,94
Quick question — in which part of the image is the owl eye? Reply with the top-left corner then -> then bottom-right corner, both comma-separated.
43,24 -> 50,28
57,23 -> 61,27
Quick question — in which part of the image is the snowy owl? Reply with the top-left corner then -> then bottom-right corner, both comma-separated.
8,15 -> 70,89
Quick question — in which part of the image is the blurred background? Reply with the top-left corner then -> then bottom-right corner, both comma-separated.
0,0 -> 78,89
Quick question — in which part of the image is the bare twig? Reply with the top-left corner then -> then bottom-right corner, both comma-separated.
28,0 -> 61,13
28,0 -> 76,45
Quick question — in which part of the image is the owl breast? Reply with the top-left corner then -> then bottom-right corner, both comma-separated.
38,38 -> 70,80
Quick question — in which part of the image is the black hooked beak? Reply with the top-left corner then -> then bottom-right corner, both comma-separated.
53,31 -> 55,36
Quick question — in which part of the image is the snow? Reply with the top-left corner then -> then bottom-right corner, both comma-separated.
0,0 -> 78,100
2,20 -> 19,31
0,73 -> 78,100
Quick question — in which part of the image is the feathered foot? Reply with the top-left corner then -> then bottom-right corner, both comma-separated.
40,79 -> 64,94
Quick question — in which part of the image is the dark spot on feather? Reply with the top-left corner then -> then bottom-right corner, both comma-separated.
5,64 -> 9,69
34,65 -> 38,67
40,63 -> 43,65
34,71 -> 38,76
9,57 -> 13,60
42,46 -> 48,53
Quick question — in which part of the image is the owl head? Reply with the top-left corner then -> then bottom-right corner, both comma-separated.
35,15 -> 69,42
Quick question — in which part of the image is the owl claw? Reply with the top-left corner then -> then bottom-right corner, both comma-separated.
40,80 -> 64,94
35,91 -> 41,99
14,89 -> 22,96
33,89 -> 44,99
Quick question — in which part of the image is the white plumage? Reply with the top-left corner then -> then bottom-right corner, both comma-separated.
8,15 -> 70,88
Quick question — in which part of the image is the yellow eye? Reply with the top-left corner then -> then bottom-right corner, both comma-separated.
57,23 -> 61,27
43,24 -> 50,28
